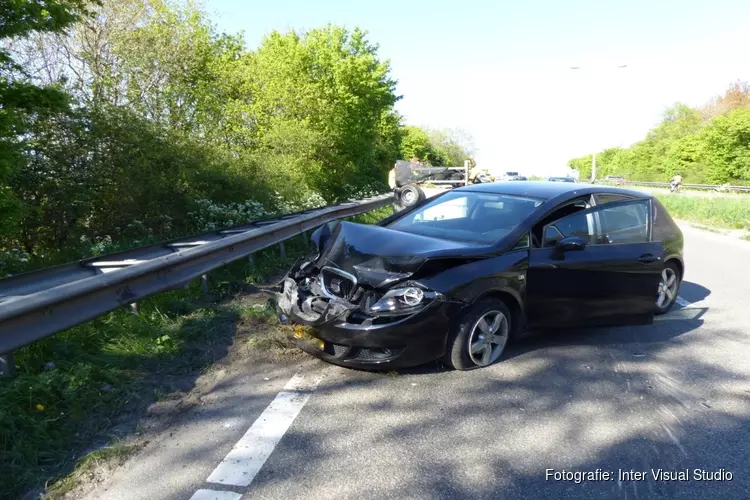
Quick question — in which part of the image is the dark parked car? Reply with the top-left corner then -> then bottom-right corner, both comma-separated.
547,176 -> 577,183
274,182 -> 684,370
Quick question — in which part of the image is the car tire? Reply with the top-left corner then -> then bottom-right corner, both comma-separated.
399,184 -> 425,208
655,261 -> 682,315
442,298 -> 512,370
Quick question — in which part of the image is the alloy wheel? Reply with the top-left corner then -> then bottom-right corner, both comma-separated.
468,310 -> 509,366
402,189 -> 416,205
656,267 -> 678,309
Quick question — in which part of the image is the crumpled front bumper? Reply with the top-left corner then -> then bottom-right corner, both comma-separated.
270,276 -> 458,369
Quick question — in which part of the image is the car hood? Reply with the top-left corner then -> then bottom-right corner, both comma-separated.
309,221 -> 492,288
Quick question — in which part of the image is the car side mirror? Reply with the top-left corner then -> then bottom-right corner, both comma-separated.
555,236 -> 588,253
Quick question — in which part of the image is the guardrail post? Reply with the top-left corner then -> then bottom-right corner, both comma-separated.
248,253 -> 255,266
129,302 -> 139,314
0,352 -> 16,377
201,274 -> 209,293
302,231 -> 309,250
279,241 -> 286,258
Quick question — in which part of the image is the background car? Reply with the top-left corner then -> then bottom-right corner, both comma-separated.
605,175 -> 626,185
275,181 -> 684,371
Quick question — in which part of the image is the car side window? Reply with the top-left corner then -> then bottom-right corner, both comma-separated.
597,200 -> 649,244
512,232 -> 530,250
542,199 -> 650,247
542,226 -> 564,246
543,211 -> 593,246
651,198 -> 676,241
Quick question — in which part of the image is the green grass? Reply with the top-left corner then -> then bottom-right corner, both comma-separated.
0,212 -> 377,498
346,205 -> 394,225
655,193 -> 750,230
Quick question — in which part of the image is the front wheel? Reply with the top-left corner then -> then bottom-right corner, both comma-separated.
655,261 -> 681,315
442,298 -> 511,370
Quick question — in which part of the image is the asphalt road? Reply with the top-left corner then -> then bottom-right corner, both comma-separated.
83,224 -> 750,500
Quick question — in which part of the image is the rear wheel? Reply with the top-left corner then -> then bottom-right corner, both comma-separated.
442,298 -> 511,370
655,261 -> 681,315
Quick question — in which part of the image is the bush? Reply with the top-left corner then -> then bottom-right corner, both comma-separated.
656,194 -> 750,230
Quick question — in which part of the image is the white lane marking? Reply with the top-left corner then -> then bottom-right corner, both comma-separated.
205,371 -> 325,487
675,296 -> 691,308
654,308 -> 705,321
189,490 -> 242,500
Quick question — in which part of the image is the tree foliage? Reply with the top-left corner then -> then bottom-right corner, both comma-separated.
0,0 -> 95,239
1,0 -> 466,267
568,82 -> 750,185
400,125 -> 474,166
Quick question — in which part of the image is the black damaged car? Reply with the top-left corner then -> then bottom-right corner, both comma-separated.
273,181 -> 684,370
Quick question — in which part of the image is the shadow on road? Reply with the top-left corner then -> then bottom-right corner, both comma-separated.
234,300 -> 750,500
679,280 -> 711,303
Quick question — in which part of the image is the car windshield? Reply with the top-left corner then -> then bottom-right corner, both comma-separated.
387,191 -> 543,244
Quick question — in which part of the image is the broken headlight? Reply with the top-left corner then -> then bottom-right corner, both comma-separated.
369,286 -> 440,314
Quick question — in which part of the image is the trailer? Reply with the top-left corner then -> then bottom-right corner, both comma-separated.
389,160 -> 472,211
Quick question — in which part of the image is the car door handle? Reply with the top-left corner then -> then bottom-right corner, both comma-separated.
637,254 -> 660,264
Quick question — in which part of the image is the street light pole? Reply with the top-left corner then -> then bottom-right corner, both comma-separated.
570,64 -> 627,183
592,151 -> 597,182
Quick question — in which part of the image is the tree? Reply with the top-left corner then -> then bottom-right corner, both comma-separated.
699,109 -> 750,184
567,98 -> 750,184
428,128 -> 475,166
250,25 -> 400,200
400,126 -> 432,163
0,0 -> 95,239
702,80 -> 750,119
400,125 -> 475,166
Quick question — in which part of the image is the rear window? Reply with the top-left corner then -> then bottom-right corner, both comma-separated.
652,198 -> 677,241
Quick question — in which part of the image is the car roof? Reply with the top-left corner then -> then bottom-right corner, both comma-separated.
455,180 -> 651,201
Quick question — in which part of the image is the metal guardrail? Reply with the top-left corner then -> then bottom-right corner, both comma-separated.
0,193 -> 395,375
611,180 -> 750,192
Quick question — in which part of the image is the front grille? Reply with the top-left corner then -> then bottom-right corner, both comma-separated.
332,344 -> 350,357
321,267 -> 356,300
355,347 -> 405,361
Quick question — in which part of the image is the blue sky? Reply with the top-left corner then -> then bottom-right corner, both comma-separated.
207,0 -> 750,177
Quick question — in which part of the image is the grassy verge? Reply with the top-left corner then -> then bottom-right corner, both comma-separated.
1,205 -> 393,499
654,193 -> 750,230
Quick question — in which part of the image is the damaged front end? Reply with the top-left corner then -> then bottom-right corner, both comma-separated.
271,219 -> 478,328
274,258 -> 444,328
266,219 -> 481,367
271,259 -> 449,367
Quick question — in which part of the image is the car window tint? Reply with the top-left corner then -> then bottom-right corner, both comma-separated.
597,200 -> 649,244
544,212 -> 592,246
512,233 -> 530,250
597,194 -> 632,205
542,226 -> 564,246
652,198 -> 676,241
556,212 -> 590,240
